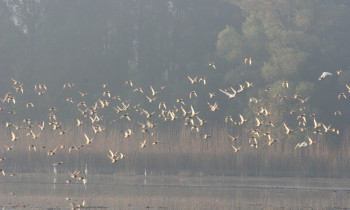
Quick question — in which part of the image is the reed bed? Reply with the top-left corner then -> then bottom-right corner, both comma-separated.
0,122 -> 349,178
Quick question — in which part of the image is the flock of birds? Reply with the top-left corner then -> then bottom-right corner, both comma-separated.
0,58 -> 349,206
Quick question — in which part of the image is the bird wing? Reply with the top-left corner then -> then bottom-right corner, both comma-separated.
109,149 -> 115,157
346,84 -> 350,92
230,87 -> 237,95
84,133 -> 90,143
150,85 -> 155,95
190,105 -> 195,116
313,118 -> 318,128
219,89 -> 234,98
255,118 -> 260,127
187,76 -> 194,83
307,136 -> 312,144
239,114 -> 244,123
180,106 -> 187,115
232,145 -> 237,152
228,135 -> 236,141
283,123 -> 289,133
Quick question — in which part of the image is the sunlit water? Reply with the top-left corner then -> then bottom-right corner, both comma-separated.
0,174 -> 349,209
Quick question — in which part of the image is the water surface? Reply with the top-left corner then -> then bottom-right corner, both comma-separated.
0,174 -> 349,209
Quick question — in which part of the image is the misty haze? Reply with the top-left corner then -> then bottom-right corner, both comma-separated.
0,0 -> 350,209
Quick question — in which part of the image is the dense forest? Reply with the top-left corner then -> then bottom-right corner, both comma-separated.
0,0 -> 350,177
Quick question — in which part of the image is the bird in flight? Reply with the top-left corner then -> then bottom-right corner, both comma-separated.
208,62 -> 216,69
124,80 -> 132,87
84,133 -> 93,145
187,76 -> 198,84
140,139 -> 147,148
244,57 -> 252,66
307,136 -> 315,145
345,84 -> 350,92
231,145 -> 241,152
318,72 -> 332,80
207,102 -> 219,112
228,135 -> 238,142
295,141 -> 308,149
283,122 -> 292,135
219,88 -> 236,98
11,132 -> 18,142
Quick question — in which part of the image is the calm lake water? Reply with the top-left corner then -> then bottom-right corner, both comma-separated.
0,174 -> 349,209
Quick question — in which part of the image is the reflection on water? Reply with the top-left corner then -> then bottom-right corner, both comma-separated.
0,174 -> 349,209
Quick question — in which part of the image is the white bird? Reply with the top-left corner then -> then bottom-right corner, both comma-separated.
84,133 -> 93,144
189,90 -> 197,99
124,129 -> 134,138
225,115 -> 233,123
239,114 -> 246,125
199,77 -> 206,85
322,124 -> 332,133
338,93 -> 347,100
202,134 -> 212,139
190,105 -> 199,117
0,169 -> 5,176
245,81 -> 253,88
31,131 -> 41,140
244,57 -> 252,65
196,116 -> 206,125
255,117 -> 261,127
145,95 -> 157,103
11,78 -> 21,85
207,102 -> 219,111
150,85 -> 158,96
334,111 -> 342,116
209,92 -> 215,98
228,135 -> 238,142
125,80 -> 133,87
187,76 -> 198,84
76,119 -> 84,126
318,72 -> 332,80
108,150 -> 119,162
140,139 -> 147,148
249,136 -> 258,148
267,138 -> 278,146
26,102 -> 34,109
231,145 -> 241,152
283,122 -> 292,134
78,91 -> 87,97
219,88 -> 236,98
307,136 -> 315,145
28,145 -> 36,151
237,84 -> 244,93
157,103 -> 166,111
11,132 -> 18,142
5,145 -> 14,151
208,62 -> 216,69
295,141 -> 308,149
346,84 -> 350,93
313,118 -> 321,129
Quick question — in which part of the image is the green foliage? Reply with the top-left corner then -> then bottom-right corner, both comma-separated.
295,81 -> 315,97
262,47 -> 309,81
216,26 -> 243,62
